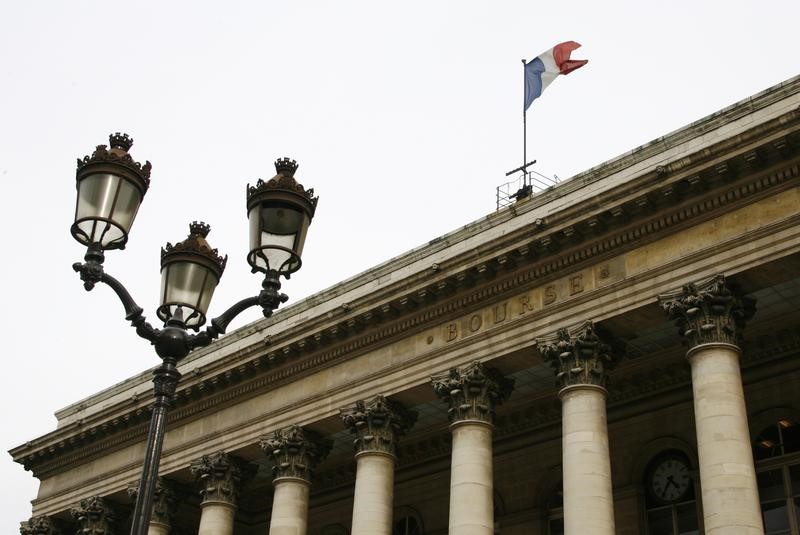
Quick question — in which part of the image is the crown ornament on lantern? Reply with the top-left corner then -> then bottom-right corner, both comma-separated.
246,157 -> 318,215
161,222 -> 227,274
109,132 -> 134,151
274,157 -> 298,177
76,132 -> 152,186
75,132 -> 153,196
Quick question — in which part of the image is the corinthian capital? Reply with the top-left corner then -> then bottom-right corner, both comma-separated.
431,360 -> 514,425
658,274 -> 755,350
189,451 -> 254,506
536,321 -> 622,389
127,477 -> 182,527
260,425 -> 332,483
20,515 -> 63,535
340,395 -> 417,456
70,496 -> 117,534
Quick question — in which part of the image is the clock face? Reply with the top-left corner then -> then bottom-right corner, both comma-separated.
649,456 -> 692,503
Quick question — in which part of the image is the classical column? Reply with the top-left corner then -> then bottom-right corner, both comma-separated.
537,321 -> 621,535
431,360 -> 514,535
260,425 -> 332,535
660,274 -> 762,534
190,451 -> 253,535
20,515 -> 64,535
340,395 -> 417,535
70,496 -> 117,534
127,477 -> 181,535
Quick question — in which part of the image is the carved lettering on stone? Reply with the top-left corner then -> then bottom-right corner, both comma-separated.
127,477 -> 181,527
431,360 -> 514,424
189,451 -> 253,506
260,425 -> 332,483
658,273 -> 755,349
340,395 -> 417,456
537,320 -> 622,389
20,515 -> 63,535
70,496 -> 117,535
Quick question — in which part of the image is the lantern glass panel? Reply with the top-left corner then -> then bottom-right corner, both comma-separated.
248,202 -> 309,273
73,173 -> 142,247
158,260 -> 219,328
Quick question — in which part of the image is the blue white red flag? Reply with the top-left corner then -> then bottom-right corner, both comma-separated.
524,41 -> 588,111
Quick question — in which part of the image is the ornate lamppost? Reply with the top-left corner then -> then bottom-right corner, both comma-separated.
70,133 -> 318,535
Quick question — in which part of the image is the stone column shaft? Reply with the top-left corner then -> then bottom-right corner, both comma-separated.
190,451 -> 253,535
690,344 -> 762,534
147,524 -> 169,535
261,425 -> 332,535
660,274 -> 762,535
341,395 -> 416,535
432,361 -> 513,535
560,385 -> 615,535
270,478 -> 310,535
449,421 -> 495,533
198,503 -> 236,535
351,453 -> 395,534
538,321 -> 621,535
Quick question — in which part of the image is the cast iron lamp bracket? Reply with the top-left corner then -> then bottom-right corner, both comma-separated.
72,249 -> 288,359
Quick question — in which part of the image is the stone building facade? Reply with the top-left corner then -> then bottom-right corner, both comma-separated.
11,76 -> 800,534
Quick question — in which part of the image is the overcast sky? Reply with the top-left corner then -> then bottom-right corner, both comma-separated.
1,0 -> 798,530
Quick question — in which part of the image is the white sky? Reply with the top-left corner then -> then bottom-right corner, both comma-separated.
1,0 -> 798,530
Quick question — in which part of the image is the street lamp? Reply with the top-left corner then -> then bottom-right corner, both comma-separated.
70,133 -> 318,535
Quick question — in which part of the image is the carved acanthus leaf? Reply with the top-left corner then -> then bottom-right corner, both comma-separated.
20,515 -> 63,535
658,274 -> 755,349
127,477 -> 182,526
70,496 -> 116,535
189,451 -> 254,506
260,425 -> 332,482
340,395 -> 417,455
536,320 -> 622,389
431,360 -> 514,424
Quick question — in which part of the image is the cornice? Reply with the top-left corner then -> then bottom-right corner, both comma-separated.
11,105 -> 800,478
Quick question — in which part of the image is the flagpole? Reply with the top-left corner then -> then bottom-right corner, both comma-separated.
522,59 -> 528,189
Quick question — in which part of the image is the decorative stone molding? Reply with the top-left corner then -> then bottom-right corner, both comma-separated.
70,496 -> 117,534
126,477 -> 181,526
20,515 -> 63,535
260,425 -> 332,482
658,273 -> 755,350
431,360 -> 514,424
340,395 -> 417,456
189,451 -> 254,506
536,320 -> 622,389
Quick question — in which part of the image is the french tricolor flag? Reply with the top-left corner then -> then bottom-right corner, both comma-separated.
524,41 -> 588,111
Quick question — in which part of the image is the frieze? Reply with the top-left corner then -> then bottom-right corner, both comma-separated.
440,258 -> 624,345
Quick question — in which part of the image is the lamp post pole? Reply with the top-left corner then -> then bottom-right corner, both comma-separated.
70,134 -> 318,535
